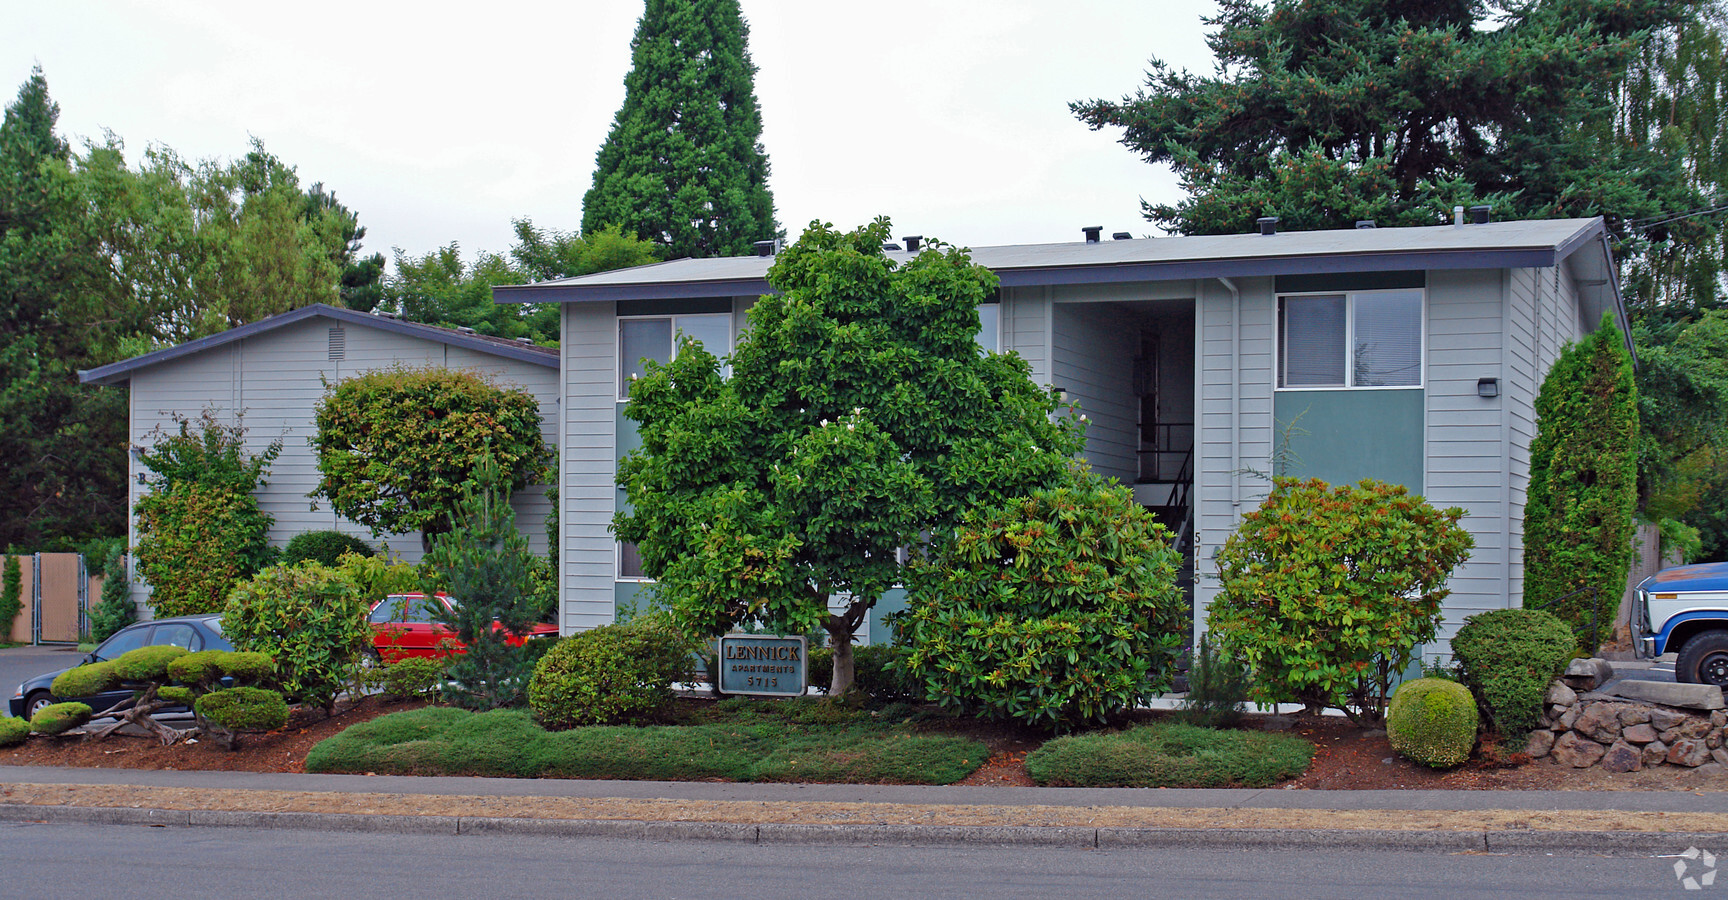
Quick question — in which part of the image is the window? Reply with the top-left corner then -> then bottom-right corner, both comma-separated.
976,303 -> 1000,353
618,314 -> 732,399
151,623 -> 197,650
1278,290 -> 1422,388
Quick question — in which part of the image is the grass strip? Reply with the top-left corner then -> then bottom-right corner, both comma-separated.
1024,722 -> 1315,788
305,704 -> 986,784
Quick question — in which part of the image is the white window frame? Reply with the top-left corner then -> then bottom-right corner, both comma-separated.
1275,288 -> 1426,391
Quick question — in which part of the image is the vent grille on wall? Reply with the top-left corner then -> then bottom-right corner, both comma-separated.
328,326 -> 345,361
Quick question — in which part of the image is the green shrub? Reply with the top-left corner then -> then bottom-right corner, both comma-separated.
1024,723 -> 1314,788
806,645 -> 919,704
1523,314 -> 1639,654
1208,477 -> 1473,723
166,650 -> 228,686
0,555 -> 21,639
30,702 -> 92,735
1176,633 -> 1251,729
136,483 -> 276,617
335,551 -> 420,605
528,615 -> 697,729
196,687 -> 290,732
157,686 -> 195,706
89,545 -> 137,643
221,652 -> 277,684
1451,608 -> 1576,738
51,661 -> 117,698
901,476 -> 1187,729
379,656 -> 448,700
111,645 -> 189,681
223,561 -> 372,711
0,716 -> 29,746
283,531 -> 375,567
1387,677 -> 1479,768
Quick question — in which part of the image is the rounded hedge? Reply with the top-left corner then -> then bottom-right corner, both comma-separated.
112,645 -> 189,681
283,531 -> 376,568
0,716 -> 29,747
528,616 -> 695,729
197,687 -> 290,732
51,661 -> 118,698
31,702 -> 92,735
1387,677 -> 1479,768
1451,608 -> 1576,737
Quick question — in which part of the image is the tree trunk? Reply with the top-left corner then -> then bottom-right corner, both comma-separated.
826,617 -> 856,697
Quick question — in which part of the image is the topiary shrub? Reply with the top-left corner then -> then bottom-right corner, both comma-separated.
197,687 -> 290,733
528,615 -> 696,729
31,702 -> 92,735
377,656 -> 448,700
0,716 -> 29,747
157,686 -> 195,706
283,531 -> 375,567
901,475 -> 1187,729
806,645 -> 920,705
1208,477 -> 1474,723
1451,607 -> 1577,738
1387,677 -> 1479,768
1175,633 -> 1252,729
111,645 -> 189,682
223,561 -> 372,713
51,661 -> 118,699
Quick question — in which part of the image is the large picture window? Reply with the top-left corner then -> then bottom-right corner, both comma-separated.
1278,290 -> 1422,389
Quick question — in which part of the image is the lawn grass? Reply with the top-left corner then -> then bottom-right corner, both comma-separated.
305,698 -> 987,784
1024,722 -> 1314,788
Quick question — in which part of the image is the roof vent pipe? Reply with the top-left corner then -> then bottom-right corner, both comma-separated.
1355,220 -> 1376,229
903,235 -> 922,252
753,240 -> 776,257
1468,205 -> 1493,225
1082,226 -> 1103,243
1112,232 -> 1133,240
1257,216 -> 1279,236
1454,206 -> 1465,227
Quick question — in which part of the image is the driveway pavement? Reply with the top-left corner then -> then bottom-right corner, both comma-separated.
0,644 -> 85,716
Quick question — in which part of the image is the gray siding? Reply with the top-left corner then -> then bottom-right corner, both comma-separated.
124,316 -> 557,615
1051,303 -> 1139,484
561,302 -> 619,633
1001,287 -> 1051,384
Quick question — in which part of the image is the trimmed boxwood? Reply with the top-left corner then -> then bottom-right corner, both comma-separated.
1451,608 -> 1576,738
0,716 -> 29,747
1387,677 -> 1478,768
196,687 -> 290,732
112,645 -> 189,681
31,702 -> 92,735
528,616 -> 695,729
283,530 -> 376,567
51,660 -> 118,698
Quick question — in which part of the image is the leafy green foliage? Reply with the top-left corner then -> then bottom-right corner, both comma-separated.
196,687 -> 290,733
166,650 -> 274,690
132,411 -> 280,617
1387,677 -> 1479,768
1524,315 -> 1640,653
306,702 -> 986,784
0,555 -> 19,638
901,476 -> 1187,729
1070,0 -> 1703,263
617,218 -> 1083,694
420,455 -> 545,710
310,367 -> 550,548
30,702 -> 92,735
222,561 -> 372,711
89,544 -> 135,642
282,531 -> 374,567
1635,310 -> 1728,559
1208,478 -> 1474,723
1451,608 -> 1577,738
806,645 -> 920,705
1176,633 -> 1252,729
528,615 -> 697,728
333,550 -> 419,606
51,661 -> 116,698
368,655 -> 448,701
111,645 -> 189,681
1024,722 -> 1315,788
0,715 -> 28,746
582,0 -> 777,259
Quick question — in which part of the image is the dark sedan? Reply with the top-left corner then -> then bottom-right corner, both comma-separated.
7,615 -> 231,719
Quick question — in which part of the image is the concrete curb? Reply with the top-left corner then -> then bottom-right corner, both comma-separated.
4,803 -> 1727,853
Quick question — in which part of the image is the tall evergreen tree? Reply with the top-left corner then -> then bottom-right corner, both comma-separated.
1072,0 -> 1703,250
582,0 -> 778,259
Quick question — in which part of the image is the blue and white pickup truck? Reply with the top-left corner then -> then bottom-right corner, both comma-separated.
1635,561 -> 1728,686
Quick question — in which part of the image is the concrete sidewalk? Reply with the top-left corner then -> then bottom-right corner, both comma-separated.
3,764 -> 1726,853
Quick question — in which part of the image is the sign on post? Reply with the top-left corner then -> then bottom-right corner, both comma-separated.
716,634 -> 807,697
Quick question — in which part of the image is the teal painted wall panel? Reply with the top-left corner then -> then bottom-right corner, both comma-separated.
868,588 -> 908,646
615,581 -> 653,619
1273,389 -> 1425,491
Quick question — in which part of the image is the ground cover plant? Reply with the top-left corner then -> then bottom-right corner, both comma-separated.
1023,722 -> 1314,788
306,697 -> 987,783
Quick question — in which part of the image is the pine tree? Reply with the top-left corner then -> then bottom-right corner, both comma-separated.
1072,0 -> 1703,245
582,0 -> 777,259
1523,314 -> 1640,654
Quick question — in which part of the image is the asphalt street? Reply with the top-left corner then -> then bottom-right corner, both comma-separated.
0,644 -> 81,715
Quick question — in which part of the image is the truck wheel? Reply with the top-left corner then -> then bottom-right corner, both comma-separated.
1676,630 -> 1728,687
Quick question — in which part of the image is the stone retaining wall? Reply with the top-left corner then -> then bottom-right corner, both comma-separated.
1527,679 -> 1728,772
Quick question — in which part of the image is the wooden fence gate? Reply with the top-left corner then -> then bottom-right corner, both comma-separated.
4,553 -> 100,645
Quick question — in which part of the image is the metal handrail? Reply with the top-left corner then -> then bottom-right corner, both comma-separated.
1532,584 -> 1603,651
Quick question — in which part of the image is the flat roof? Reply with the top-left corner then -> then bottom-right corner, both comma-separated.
494,217 -> 1611,304
80,303 -> 557,386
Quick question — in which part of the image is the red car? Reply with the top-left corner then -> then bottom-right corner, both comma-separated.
367,593 -> 560,662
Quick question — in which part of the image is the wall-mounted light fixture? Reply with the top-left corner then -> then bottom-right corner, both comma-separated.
1477,377 -> 1500,399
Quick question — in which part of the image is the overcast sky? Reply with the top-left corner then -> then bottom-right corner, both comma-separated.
7,1 -> 1222,267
